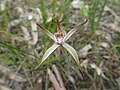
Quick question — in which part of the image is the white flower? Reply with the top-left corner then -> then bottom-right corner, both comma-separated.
35,18 -> 88,69
54,30 -> 66,44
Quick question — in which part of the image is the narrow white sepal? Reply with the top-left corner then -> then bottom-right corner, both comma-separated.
62,43 -> 80,66
64,18 -> 88,41
36,23 -> 55,41
35,43 -> 60,69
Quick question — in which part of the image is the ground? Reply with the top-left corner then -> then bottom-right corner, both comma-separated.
0,0 -> 120,90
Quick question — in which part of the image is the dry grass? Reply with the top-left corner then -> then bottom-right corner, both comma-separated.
0,0 -> 120,90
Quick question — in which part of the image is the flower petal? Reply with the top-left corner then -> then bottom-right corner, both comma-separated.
64,18 -> 88,41
36,23 -> 55,40
62,43 -> 80,66
35,43 -> 60,69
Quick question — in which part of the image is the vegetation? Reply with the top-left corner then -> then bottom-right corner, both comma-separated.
0,0 -> 120,90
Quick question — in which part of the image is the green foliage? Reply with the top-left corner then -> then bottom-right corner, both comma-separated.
89,0 -> 107,34
113,32 -> 120,53
0,0 -> 119,89
110,0 -> 120,5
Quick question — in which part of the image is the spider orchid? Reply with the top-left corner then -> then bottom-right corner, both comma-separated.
35,18 -> 88,69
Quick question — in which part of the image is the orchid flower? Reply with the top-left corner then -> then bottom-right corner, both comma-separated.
35,18 -> 88,69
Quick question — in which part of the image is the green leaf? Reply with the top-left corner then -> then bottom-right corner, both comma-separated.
64,18 -> 88,41
36,23 -> 55,40
62,43 -> 80,66
35,43 -> 60,69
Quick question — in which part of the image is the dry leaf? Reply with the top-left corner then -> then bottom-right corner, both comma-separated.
90,63 -> 108,80
29,78 -> 43,90
29,20 -> 38,45
71,0 -> 84,9
52,65 -> 66,90
0,65 -> 26,82
100,42 -> 109,48
80,59 -> 89,69
0,85 -> 12,90
47,68 -> 61,90
20,26 -> 31,41
79,44 -> 92,57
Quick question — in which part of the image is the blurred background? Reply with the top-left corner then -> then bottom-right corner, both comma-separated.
0,0 -> 120,90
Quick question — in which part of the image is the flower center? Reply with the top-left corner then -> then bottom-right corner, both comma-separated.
54,20 -> 65,44
54,31 -> 65,44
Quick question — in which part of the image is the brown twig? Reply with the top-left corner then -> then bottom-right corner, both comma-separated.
52,64 -> 66,90
47,68 -> 61,90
